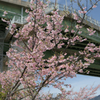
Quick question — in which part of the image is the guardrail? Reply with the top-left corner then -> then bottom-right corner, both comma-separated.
11,15 -> 28,25
10,1 -> 100,28
56,3 -> 100,26
9,15 -> 28,30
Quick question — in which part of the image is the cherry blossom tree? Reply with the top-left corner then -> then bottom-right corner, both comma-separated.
0,0 -> 100,100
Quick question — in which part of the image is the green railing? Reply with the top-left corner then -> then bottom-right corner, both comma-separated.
10,1 -> 100,26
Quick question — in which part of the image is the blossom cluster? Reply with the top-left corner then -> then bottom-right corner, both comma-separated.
0,0 -> 100,100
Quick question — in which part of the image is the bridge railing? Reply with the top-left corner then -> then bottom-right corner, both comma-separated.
12,15 -> 28,24
9,15 -> 28,30
10,1 -> 100,28
48,2 -> 100,27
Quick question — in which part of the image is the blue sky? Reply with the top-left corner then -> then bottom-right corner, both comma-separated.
42,0 -> 100,97
42,75 -> 100,96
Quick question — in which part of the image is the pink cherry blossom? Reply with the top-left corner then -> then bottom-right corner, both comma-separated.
93,5 -> 97,8
2,11 -> 8,16
1,0 -> 100,100
78,31 -> 82,34
77,20 -> 81,23
78,10 -> 87,14
64,28 -> 69,32
71,29 -> 75,33
75,25 -> 79,29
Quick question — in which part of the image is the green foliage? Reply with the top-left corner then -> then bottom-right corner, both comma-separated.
0,84 -> 6,100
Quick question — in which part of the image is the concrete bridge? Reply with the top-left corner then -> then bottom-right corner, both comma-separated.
0,0 -> 100,77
